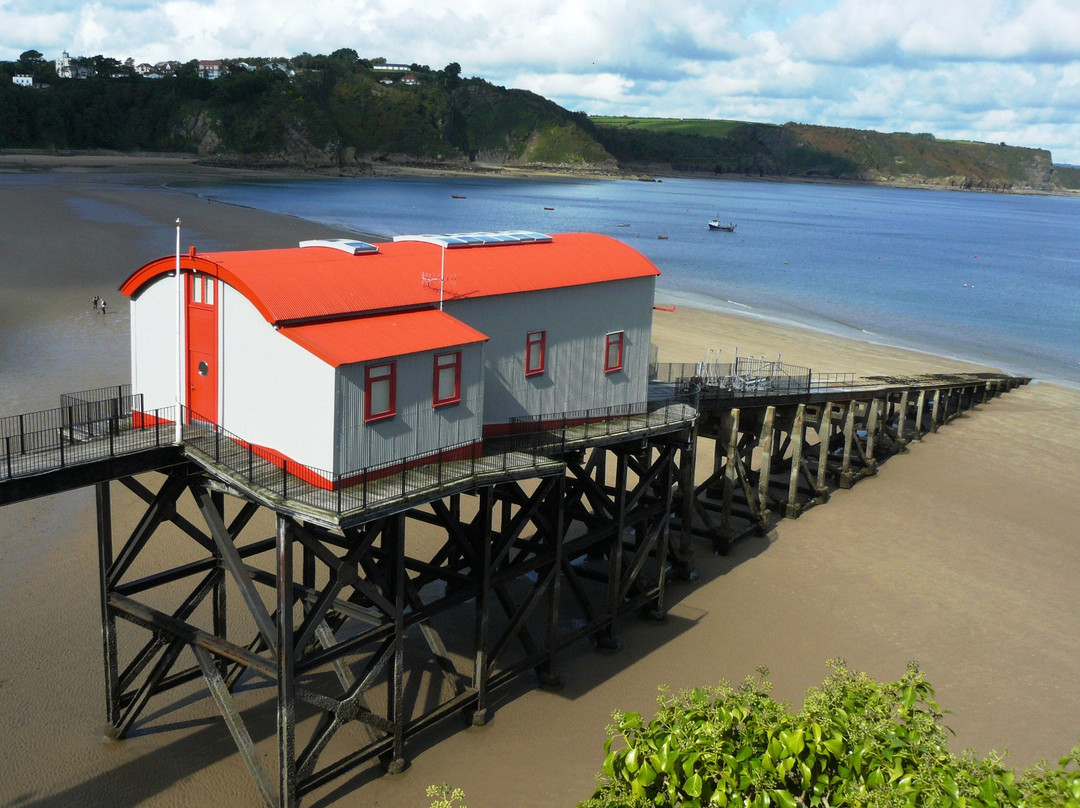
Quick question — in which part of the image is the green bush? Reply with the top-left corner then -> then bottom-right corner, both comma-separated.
582,660 -> 1080,808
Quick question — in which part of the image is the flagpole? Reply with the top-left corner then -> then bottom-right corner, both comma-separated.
175,218 -> 183,443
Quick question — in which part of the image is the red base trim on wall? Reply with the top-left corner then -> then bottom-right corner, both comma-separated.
133,410 -> 484,494
132,410 -> 173,428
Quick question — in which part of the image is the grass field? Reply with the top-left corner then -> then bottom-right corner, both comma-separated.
588,116 -> 758,137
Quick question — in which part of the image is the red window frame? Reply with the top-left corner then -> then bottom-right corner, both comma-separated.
189,272 -> 215,307
525,330 -> 546,377
364,362 -> 396,422
433,351 -> 462,407
604,331 -> 624,373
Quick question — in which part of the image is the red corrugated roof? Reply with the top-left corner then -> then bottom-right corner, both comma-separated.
121,233 -> 659,325
278,309 -> 488,367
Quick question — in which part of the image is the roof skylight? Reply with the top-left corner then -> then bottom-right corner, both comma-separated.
393,231 -> 553,248
299,239 -> 380,255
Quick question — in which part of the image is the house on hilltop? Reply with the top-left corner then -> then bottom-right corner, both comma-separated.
198,60 -> 223,79
120,232 -> 659,486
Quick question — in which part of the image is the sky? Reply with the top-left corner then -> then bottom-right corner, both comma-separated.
3,0 -> 1079,164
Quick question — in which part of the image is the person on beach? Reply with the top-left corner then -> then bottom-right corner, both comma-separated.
100,298 -> 107,314
92,295 -> 100,310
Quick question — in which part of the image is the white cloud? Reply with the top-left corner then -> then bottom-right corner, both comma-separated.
1,0 -> 1078,163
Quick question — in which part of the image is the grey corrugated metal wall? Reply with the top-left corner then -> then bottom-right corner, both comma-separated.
335,342 -> 485,471
445,276 -> 655,424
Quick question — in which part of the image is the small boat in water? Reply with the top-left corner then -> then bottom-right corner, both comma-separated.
708,217 -> 736,232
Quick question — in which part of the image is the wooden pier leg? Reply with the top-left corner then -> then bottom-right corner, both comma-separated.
598,450 -> 629,652
816,402 -> 832,492
930,389 -> 942,433
840,403 -> 856,489
896,391 -> 909,447
722,409 -> 739,537
757,406 -> 775,524
539,476 -> 565,688
652,440 -> 676,619
914,390 -> 927,441
865,399 -> 880,468
211,490 -> 227,678
96,480 -> 120,735
672,421 -> 697,579
472,487 -> 494,722
785,404 -> 805,518
276,515 -> 297,807
384,513 -> 408,774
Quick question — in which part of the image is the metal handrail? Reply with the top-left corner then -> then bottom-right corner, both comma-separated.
3,387 -> 699,517
652,360 -> 856,396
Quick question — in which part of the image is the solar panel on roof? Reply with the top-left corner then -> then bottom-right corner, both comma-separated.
298,239 -> 380,255
393,231 -> 553,248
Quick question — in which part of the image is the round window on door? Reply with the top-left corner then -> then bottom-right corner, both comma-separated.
198,361 -> 209,376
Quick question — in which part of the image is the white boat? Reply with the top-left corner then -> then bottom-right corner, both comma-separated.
708,217 -> 736,232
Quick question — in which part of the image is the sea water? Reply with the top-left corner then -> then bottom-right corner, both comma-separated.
177,175 -> 1080,387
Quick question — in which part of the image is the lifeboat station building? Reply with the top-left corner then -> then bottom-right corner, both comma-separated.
120,231 -> 660,487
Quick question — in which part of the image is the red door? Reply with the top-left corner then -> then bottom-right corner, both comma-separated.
186,271 -> 218,423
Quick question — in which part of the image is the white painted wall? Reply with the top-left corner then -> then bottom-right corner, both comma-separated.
129,276 -> 183,416
219,285 -> 337,473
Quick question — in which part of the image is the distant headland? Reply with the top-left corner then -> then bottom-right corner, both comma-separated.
3,48 -> 1077,194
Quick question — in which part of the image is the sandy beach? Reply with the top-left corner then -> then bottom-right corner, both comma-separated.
1,155 -> 1079,808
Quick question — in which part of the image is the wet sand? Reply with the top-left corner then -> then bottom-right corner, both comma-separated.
1,156 -> 1079,808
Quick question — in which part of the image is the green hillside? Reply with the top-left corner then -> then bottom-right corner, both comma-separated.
0,51 -> 613,172
1,48 -> 1074,191
589,116 -> 1075,192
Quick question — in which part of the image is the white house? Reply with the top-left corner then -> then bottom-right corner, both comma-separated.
120,231 -> 659,487
198,60 -> 223,79
13,74 -> 33,87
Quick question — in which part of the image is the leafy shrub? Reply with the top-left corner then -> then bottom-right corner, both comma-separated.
582,660 -> 1080,808
427,783 -> 467,808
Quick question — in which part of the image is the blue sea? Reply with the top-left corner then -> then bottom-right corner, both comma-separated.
176,175 -> 1080,387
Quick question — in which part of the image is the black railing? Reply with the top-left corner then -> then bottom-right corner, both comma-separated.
181,392 -> 697,517
508,391 -> 700,455
179,408 -> 566,517
1,391 -> 164,481
651,359 -> 856,397
3,388 -> 699,518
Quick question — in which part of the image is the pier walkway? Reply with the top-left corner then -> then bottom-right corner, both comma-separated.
651,358 -> 1030,553
0,386 -> 698,525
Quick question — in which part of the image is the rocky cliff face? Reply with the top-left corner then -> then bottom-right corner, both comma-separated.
786,124 -> 1060,191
